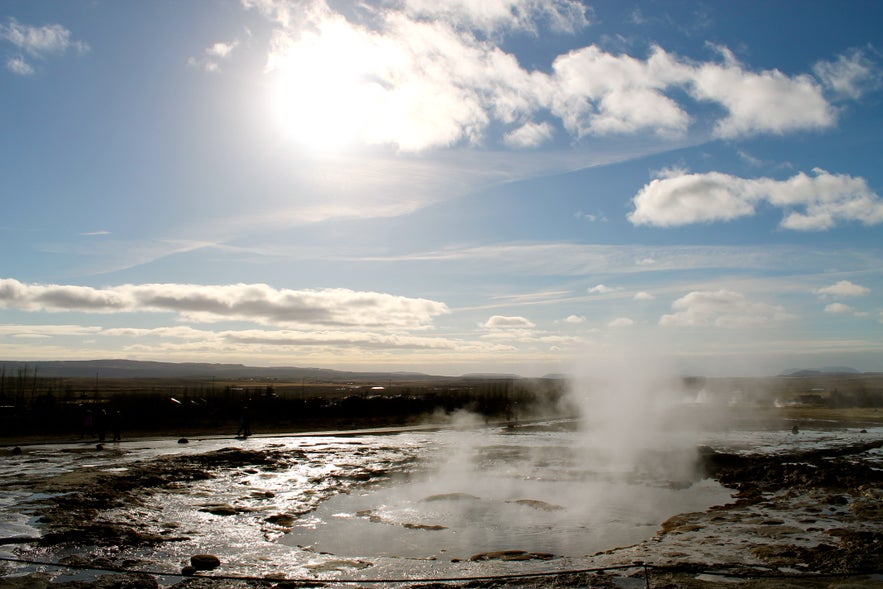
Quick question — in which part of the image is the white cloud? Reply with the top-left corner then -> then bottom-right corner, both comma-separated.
813,49 -> 881,100
629,168 -> 883,230
0,18 -> 87,55
41,323 -> 517,357
482,315 -> 536,329
0,18 -> 87,74
400,0 -> 591,35
815,280 -> 871,298
0,324 -> 102,337
550,45 -> 691,137
6,55 -> 33,75
608,316 -> 635,327
689,45 -> 835,137
503,121 -> 554,148
633,291 -> 655,301
824,302 -> 853,314
588,284 -> 620,294
245,2 -> 856,153
0,278 -> 449,329
659,289 -> 793,327
563,314 -> 585,324
188,39 -> 239,72
737,149 -> 764,167
575,210 -> 607,222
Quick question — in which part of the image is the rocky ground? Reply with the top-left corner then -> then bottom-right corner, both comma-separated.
1,436 -> 883,588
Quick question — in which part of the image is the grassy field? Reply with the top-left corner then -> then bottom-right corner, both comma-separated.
0,370 -> 880,444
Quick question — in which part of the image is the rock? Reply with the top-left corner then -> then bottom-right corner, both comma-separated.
181,565 -> 197,576
190,554 -> 221,570
470,550 -> 556,561
421,492 -> 479,502
199,503 -> 238,516
178,438 -> 189,444
265,513 -> 296,527
11,446 -> 22,455
402,522 -> 447,530
507,498 -> 564,511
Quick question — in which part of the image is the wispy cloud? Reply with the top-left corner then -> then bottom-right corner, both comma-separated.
188,39 -> 240,72
813,49 -> 882,100
0,18 -> 88,74
588,284 -> 621,294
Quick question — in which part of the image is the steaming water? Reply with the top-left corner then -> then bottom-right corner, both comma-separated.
1,419 -> 881,583
287,426 -> 728,561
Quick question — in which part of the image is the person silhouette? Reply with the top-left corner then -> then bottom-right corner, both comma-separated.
236,406 -> 252,438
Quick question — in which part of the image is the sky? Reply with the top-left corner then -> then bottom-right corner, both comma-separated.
1,0 -> 882,378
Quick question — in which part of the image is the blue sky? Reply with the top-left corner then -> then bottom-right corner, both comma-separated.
1,0 -> 882,377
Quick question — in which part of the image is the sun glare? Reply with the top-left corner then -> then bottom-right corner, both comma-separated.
270,22 -> 380,153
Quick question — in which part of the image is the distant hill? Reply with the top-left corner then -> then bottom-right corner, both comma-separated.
0,359 -> 522,383
778,366 -> 862,377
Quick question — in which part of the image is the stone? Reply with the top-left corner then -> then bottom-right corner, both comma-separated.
265,513 -> 296,527
190,554 -> 220,570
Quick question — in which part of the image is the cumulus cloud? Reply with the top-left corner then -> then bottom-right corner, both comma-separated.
608,316 -> 635,327
243,0 -> 858,152
482,315 -> 536,329
815,280 -> 870,298
503,121 -> 554,148
659,289 -> 793,327
824,302 -> 853,314
629,168 -> 883,230
563,314 -> 586,324
813,49 -> 881,100
0,18 -> 88,74
0,278 -> 449,329
550,45 -> 691,137
633,291 -> 655,301
689,45 -> 835,137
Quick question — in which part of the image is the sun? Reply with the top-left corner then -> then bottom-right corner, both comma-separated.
269,21 -> 378,153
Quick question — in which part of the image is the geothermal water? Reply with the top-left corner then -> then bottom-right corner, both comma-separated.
1,417 -> 881,584
285,424 -> 728,561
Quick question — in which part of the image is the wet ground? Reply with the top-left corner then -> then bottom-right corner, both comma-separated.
1,418 -> 882,588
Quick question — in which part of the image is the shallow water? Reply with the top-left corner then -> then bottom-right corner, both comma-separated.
289,427 -> 729,561
1,419 -> 881,583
